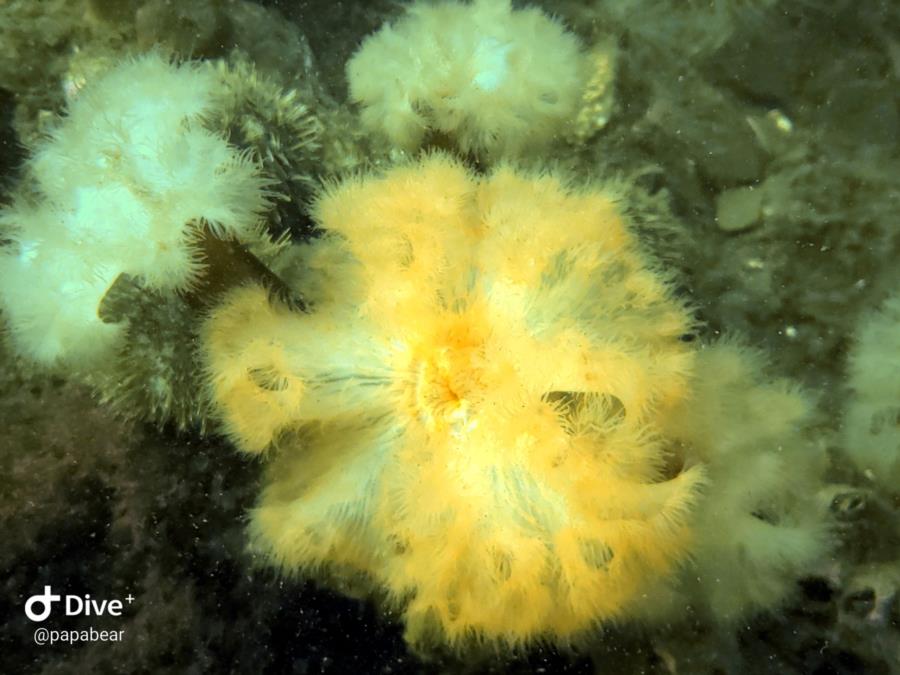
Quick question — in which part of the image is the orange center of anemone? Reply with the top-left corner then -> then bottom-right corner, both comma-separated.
408,311 -> 488,435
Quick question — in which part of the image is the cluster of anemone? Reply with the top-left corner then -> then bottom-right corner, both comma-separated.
0,0 -> 834,659
203,154 -> 826,650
